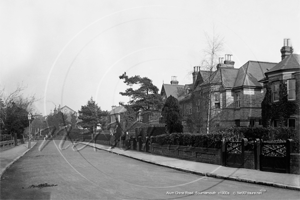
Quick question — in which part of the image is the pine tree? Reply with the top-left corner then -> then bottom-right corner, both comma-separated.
161,95 -> 183,133
46,111 -> 67,129
119,72 -> 163,112
78,97 -> 107,132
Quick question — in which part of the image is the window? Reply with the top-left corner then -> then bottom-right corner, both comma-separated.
249,119 -> 255,127
196,99 -> 200,112
214,92 -> 220,109
235,93 -> 240,108
273,82 -> 280,102
287,79 -> 296,100
259,119 -> 262,125
288,119 -> 296,129
184,103 -> 192,115
235,120 -> 240,127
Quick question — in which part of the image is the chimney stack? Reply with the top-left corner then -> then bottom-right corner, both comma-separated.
192,66 -> 200,84
170,76 -> 179,85
281,38 -> 293,60
224,54 -> 234,68
216,57 -> 224,69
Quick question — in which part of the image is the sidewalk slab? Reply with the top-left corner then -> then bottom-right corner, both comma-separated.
0,142 -> 37,178
82,142 -> 300,191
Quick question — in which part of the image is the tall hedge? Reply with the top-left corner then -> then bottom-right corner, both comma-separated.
151,127 -> 299,152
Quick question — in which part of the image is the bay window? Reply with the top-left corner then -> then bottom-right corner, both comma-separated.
273,82 -> 279,102
214,92 -> 220,109
287,79 -> 296,100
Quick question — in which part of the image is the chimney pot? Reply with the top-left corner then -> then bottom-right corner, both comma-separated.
170,76 -> 179,85
281,38 -> 293,60
223,54 -> 234,68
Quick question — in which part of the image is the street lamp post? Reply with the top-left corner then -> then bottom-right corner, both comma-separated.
27,113 -> 31,149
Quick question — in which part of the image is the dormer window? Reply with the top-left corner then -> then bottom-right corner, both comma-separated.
287,79 -> 296,100
273,82 -> 280,102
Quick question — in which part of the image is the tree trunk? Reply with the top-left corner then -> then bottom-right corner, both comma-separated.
206,91 -> 211,134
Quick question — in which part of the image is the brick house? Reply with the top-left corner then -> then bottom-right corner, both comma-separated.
178,53 -> 277,133
260,39 -> 300,131
179,67 -> 211,132
231,60 -> 276,128
107,105 -> 127,134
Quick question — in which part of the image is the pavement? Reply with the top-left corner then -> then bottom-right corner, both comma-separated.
0,141 -> 37,178
82,142 -> 300,191
1,140 -> 299,191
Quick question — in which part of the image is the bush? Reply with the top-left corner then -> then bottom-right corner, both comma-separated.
151,127 -> 299,152
216,127 -> 297,141
152,132 -> 225,148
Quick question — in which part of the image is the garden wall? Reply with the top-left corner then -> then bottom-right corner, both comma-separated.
150,143 -> 222,165
290,153 -> 300,174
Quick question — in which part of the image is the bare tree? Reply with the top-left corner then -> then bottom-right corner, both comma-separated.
0,84 -> 38,135
0,84 -> 37,112
200,32 -> 224,134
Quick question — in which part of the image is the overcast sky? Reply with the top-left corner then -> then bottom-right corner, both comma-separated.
1,0 -> 299,115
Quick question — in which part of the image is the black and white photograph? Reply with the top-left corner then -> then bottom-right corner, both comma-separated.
0,0 -> 299,199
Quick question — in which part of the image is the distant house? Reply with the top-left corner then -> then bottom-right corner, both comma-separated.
107,105 -> 127,134
160,76 -> 185,101
260,39 -> 300,131
59,105 -> 77,124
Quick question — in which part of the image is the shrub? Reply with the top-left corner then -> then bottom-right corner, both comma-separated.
151,127 -> 299,152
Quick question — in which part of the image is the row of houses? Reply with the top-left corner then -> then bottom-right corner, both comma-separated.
105,38 -> 299,135
161,38 -> 300,133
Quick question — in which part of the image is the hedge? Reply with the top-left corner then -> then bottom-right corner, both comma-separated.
215,127 -> 298,140
151,132 -> 235,148
150,127 -> 299,152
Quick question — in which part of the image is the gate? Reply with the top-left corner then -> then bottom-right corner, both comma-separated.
260,140 -> 291,173
224,139 -> 245,168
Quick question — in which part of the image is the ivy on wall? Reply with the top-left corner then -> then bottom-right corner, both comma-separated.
261,81 -> 298,127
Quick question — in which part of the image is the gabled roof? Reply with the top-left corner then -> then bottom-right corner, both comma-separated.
210,67 -> 239,88
234,61 -> 277,88
109,106 -> 126,115
220,68 -> 239,88
161,84 -> 184,99
60,105 -> 76,113
193,67 -> 238,91
194,70 -> 211,88
266,54 -> 300,74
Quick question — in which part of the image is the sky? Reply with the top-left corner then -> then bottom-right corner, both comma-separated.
1,0 -> 299,115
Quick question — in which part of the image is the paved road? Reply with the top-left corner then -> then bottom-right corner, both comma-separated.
1,140 -> 299,200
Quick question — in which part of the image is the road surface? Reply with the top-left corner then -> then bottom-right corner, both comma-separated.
1,140 -> 299,200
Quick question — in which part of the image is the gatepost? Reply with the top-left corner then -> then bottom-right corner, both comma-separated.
287,139 -> 292,173
254,138 -> 261,170
221,138 -> 226,166
241,138 -> 246,168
